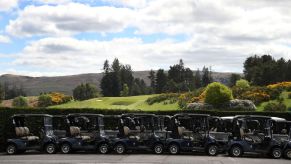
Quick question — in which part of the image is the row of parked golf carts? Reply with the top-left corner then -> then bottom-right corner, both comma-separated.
5,113 -> 291,159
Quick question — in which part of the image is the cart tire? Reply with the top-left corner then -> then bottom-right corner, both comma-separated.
271,147 -> 282,159
153,144 -> 164,154
45,143 -> 57,154
99,143 -> 109,154
61,143 -> 72,154
284,149 -> 291,159
230,145 -> 243,157
207,145 -> 218,156
168,144 -> 179,155
6,144 -> 17,155
115,144 -> 126,154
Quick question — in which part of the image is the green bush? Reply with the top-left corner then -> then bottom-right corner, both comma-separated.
38,94 -> 53,107
235,79 -> 250,88
288,92 -> 291,99
204,82 -> 233,108
146,93 -> 180,105
264,102 -> 287,112
73,83 -> 99,101
12,96 -> 28,107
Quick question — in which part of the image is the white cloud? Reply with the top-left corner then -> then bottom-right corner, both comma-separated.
104,0 -> 149,8
6,3 -> 134,37
0,35 -> 10,43
0,0 -> 18,12
33,0 -> 71,5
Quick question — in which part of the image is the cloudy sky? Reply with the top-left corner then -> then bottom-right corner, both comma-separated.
0,0 -> 291,76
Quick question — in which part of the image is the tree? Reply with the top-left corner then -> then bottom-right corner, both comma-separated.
12,96 -> 28,107
229,74 -> 241,87
73,83 -> 99,101
120,84 -> 129,97
204,82 -> 233,108
194,69 -> 202,88
155,69 -> 167,94
0,83 -> 4,103
202,66 -> 213,87
235,79 -> 250,89
148,70 -> 156,93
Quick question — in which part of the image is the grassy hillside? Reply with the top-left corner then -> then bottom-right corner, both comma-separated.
257,91 -> 291,111
51,95 -> 180,111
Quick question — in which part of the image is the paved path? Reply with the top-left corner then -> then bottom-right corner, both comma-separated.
0,153 -> 290,164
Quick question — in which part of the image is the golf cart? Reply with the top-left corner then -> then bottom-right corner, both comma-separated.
165,114 -> 227,156
58,113 -> 110,154
227,115 -> 283,158
6,114 -> 58,155
111,113 -> 168,154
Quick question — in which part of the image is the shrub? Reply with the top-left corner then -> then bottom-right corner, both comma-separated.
146,93 -> 179,105
12,96 -> 28,107
204,82 -> 233,108
241,90 -> 270,105
120,84 -> 129,97
288,92 -> 291,99
267,81 -> 291,91
38,94 -> 53,107
177,88 -> 205,108
264,102 -> 287,112
235,79 -> 250,88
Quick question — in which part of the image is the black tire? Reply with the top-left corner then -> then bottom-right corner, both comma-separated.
153,144 -> 164,154
284,149 -> 291,159
229,145 -> 243,157
207,145 -> 218,156
45,143 -> 57,154
6,144 -> 17,155
271,147 -> 282,159
115,144 -> 126,154
99,143 -> 109,154
168,144 -> 179,155
60,143 -> 72,154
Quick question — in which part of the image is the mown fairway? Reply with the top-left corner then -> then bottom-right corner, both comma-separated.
51,95 -> 180,111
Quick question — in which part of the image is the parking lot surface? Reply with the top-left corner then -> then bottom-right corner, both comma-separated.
0,153 -> 290,164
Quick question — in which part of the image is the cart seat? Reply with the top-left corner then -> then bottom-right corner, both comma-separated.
70,126 -> 91,141
15,127 -> 39,141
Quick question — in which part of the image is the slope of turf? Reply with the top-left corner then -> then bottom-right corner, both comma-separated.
257,91 -> 291,111
50,95 -> 181,111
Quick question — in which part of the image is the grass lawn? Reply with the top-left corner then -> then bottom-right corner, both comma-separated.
257,91 -> 291,111
50,95 -> 181,111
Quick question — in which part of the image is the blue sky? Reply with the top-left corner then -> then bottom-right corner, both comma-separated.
0,0 -> 291,76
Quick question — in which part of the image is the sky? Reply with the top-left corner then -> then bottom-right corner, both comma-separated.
0,0 -> 291,77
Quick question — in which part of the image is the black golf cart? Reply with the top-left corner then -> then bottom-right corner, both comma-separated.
110,113 -> 169,154
58,113 -> 110,154
227,115 -> 283,158
165,114 -> 227,156
6,114 -> 58,155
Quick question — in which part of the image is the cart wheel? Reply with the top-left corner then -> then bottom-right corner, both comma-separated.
61,143 -> 72,154
115,144 -> 126,154
45,143 -> 57,154
271,148 -> 282,159
230,146 -> 243,157
6,144 -> 17,155
168,144 -> 179,155
99,143 -> 109,154
284,149 -> 291,159
153,144 -> 164,154
207,145 -> 218,156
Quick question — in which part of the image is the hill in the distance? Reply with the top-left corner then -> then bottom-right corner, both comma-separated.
0,71 -> 239,96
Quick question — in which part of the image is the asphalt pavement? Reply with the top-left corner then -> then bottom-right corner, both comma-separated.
0,152 -> 290,164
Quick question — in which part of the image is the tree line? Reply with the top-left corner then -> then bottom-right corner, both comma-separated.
100,59 -> 213,97
244,55 -> 291,85
0,83 -> 26,103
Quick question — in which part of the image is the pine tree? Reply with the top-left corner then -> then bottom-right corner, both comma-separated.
155,69 -> 167,93
194,69 -> 202,88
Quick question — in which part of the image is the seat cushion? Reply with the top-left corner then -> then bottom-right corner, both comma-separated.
21,136 -> 39,141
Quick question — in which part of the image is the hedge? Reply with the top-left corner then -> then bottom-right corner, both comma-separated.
0,107 -> 291,152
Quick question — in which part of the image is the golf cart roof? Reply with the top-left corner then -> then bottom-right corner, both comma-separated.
234,115 -> 271,120
121,113 -> 156,117
271,117 -> 286,122
67,113 -> 104,117
221,116 -> 234,120
12,114 -> 53,118
173,113 -> 210,118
